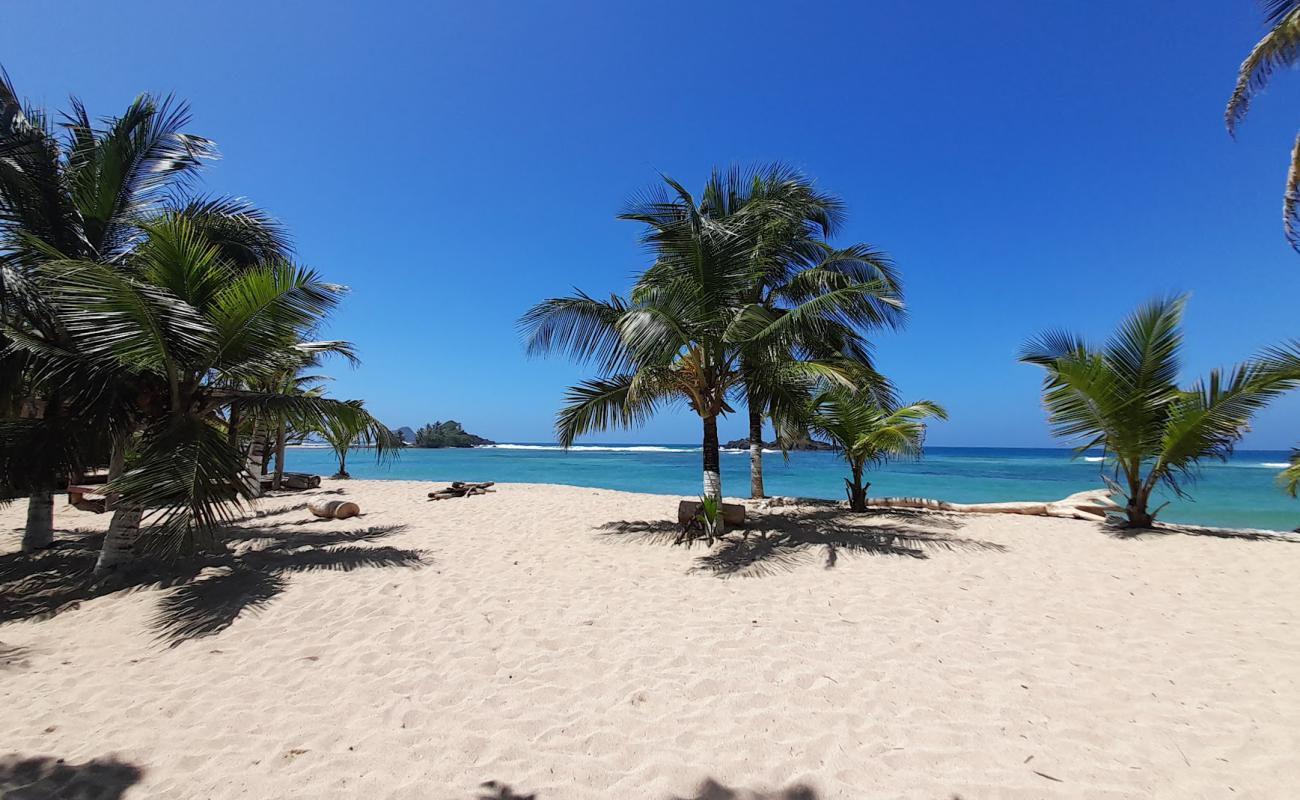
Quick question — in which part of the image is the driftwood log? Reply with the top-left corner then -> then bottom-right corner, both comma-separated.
261,472 -> 322,492
677,500 -> 746,527
429,481 -> 496,501
308,498 -> 361,519
861,489 -> 1122,522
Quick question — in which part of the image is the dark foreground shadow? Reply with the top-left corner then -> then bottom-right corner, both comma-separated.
475,778 -> 970,800
0,754 -> 142,800
600,507 -> 1005,578
0,523 -> 424,646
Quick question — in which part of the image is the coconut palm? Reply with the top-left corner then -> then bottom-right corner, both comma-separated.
690,165 -> 904,498
521,172 -> 890,514
1020,296 -> 1290,528
1226,1 -> 1300,248
801,387 -> 946,511
0,70 -> 222,549
9,214 -> 389,573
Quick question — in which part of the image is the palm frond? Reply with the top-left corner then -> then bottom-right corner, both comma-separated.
1226,3 -> 1300,134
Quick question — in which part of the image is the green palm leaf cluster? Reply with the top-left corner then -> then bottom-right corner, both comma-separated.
521,165 -> 903,513
1020,297 -> 1295,527
1255,340 -> 1300,496
0,69 -> 387,570
801,389 -> 947,511
1226,0 -> 1300,248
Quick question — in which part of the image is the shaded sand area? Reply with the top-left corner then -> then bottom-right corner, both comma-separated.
2,481 -> 1299,799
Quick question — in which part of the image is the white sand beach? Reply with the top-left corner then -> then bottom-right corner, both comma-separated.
3,480 -> 1299,799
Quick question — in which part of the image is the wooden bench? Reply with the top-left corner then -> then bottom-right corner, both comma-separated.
67,485 -> 107,514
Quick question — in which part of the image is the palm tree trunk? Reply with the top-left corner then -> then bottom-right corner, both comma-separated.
22,489 -> 54,552
1126,487 -> 1154,528
1124,461 -> 1153,528
845,463 -> 870,512
702,414 -> 722,502
244,424 -> 268,497
748,407 -> 765,499
333,447 -> 350,479
271,422 -> 287,491
105,432 -> 126,512
95,505 -> 143,575
227,402 -> 241,448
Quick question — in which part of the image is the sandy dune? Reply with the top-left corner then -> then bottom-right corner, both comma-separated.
2,480 -> 1298,799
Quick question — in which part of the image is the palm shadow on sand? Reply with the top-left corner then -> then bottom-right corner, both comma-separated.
599,506 -> 1006,577
0,754 -> 143,800
0,519 -> 424,646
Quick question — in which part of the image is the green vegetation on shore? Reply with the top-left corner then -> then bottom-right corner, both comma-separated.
412,421 -> 494,448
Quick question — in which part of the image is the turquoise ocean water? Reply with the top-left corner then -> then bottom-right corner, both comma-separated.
282,445 -> 1300,532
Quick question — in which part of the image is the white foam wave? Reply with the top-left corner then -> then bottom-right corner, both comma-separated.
1083,456 -> 1106,463
1261,462 -> 1290,468
481,444 -> 698,453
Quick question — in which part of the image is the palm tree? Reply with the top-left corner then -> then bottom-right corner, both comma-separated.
0,70 -> 219,549
521,171 -> 890,513
1281,450 -> 1300,497
316,403 -> 391,479
690,165 -> 904,498
1020,296 -> 1290,528
10,214 -> 389,574
1255,340 -> 1300,495
1226,1 -> 1300,248
801,387 -> 946,512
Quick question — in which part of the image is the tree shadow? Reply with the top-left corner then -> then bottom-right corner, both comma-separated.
477,780 -> 537,800
1105,521 -> 1300,543
153,525 -> 423,646
0,754 -> 143,800
0,641 -> 30,670
600,507 -> 1005,578
0,522 -> 424,647
672,778 -> 820,800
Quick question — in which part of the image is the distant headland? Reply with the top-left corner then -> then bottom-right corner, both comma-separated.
393,421 -> 495,448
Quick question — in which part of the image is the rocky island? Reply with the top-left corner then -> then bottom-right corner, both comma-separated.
399,420 -> 495,448
723,435 -> 836,452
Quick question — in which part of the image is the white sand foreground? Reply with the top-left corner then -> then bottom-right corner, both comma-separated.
2,480 -> 1299,799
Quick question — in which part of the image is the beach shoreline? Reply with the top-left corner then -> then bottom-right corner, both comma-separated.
4,479 -> 1299,798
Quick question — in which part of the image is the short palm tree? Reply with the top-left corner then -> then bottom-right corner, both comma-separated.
521,171 -> 888,513
1281,450 -> 1300,497
1255,340 -> 1300,495
1020,296 -> 1289,528
801,387 -> 946,511
1226,1 -> 1300,248
316,403 -> 392,479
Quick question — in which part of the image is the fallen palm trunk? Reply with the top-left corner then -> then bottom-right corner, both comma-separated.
864,489 -> 1121,522
308,499 -> 361,519
428,481 -> 495,501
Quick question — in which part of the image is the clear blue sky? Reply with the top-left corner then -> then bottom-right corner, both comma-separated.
5,1 -> 1298,447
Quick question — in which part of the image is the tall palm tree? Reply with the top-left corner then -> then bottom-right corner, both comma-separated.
690,165 -> 904,498
1226,1 -> 1300,249
1020,296 -> 1290,527
521,171 -> 892,513
801,387 -> 946,512
10,214 -> 389,573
